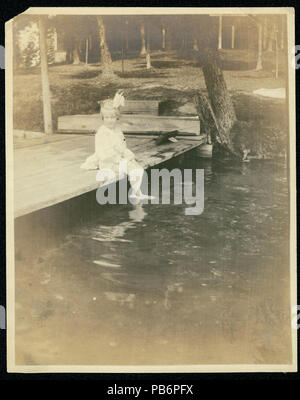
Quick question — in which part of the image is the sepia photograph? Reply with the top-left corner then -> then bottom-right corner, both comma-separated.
5,7 -> 297,372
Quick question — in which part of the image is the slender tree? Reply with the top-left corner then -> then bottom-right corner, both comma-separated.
218,16 -> 222,50
72,39 -> 81,64
256,21 -> 263,70
267,21 -> 275,52
280,15 -> 285,50
161,23 -> 166,51
263,17 -> 268,50
193,39 -> 199,52
140,21 -> 147,55
38,16 -> 53,134
146,22 -> 151,69
247,15 -> 264,71
96,16 -> 114,77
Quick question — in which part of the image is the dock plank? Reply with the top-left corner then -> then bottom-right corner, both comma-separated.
14,134 -> 205,218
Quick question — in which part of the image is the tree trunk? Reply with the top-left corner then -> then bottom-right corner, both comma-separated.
125,19 -> 129,50
256,22 -> 263,71
196,52 -> 240,159
280,15 -> 285,49
194,92 -> 239,159
193,39 -> 199,52
231,25 -> 235,49
218,16 -> 222,50
72,43 -> 80,64
146,52 -> 151,69
146,24 -> 151,69
97,16 -> 114,77
85,38 -> 89,64
202,55 -> 236,135
39,17 -> 53,134
140,23 -> 147,55
275,30 -> 279,79
263,17 -> 268,50
267,23 -> 275,52
162,24 -> 166,50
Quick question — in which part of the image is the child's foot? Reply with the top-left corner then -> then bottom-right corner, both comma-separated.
129,193 -> 155,202
137,193 -> 156,200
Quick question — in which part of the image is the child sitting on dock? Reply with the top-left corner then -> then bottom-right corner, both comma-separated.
80,90 -> 153,201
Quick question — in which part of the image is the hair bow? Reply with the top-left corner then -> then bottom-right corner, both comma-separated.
113,89 -> 125,109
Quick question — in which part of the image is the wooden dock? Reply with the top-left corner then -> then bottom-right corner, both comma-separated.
14,133 -> 206,218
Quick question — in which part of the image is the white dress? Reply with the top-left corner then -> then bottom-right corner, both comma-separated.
81,125 -> 139,173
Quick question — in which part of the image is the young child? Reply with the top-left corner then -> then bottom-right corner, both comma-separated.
80,90 -> 153,200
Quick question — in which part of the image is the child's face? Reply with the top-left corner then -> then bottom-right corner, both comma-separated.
102,110 -> 117,129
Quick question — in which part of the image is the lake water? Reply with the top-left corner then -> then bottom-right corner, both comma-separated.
14,151 -> 292,366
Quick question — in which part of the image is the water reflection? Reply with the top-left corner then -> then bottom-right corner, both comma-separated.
92,205 -> 147,268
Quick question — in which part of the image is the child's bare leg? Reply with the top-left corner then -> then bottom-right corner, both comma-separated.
128,164 -> 144,197
127,160 -> 154,200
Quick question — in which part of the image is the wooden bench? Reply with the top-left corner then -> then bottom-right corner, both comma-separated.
121,100 -> 159,115
58,114 -> 200,136
57,99 -> 201,137
98,100 -> 159,115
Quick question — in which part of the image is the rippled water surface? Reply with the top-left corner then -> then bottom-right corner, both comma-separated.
15,151 -> 291,365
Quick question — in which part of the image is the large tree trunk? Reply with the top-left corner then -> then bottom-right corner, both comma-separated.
202,54 -> 236,134
195,51 -> 241,159
140,23 -> 147,55
97,16 -> 114,77
194,92 -> 239,159
256,22 -> 263,70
